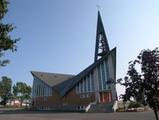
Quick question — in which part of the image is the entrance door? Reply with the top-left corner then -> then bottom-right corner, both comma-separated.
100,92 -> 112,103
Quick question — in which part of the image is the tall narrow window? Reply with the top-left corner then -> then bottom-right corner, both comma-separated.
101,62 -> 106,90
49,87 -> 52,96
104,60 -> 108,89
84,78 -> 87,92
89,73 -> 92,92
82,79 -> 85,93
32,78 -> 35,97
80,81 -> 83,93
79,82 -> 81,93
46,85 -> 48,96
98,66 -> 102,90
91,72 -> 95,91
40,81 -> 42,96
100,64 -> 104,90
34,78 -> 37,96
88,75 -> 90,92
105,59 -> 110,89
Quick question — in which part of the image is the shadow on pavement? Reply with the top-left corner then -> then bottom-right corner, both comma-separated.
0,109 -> 81,115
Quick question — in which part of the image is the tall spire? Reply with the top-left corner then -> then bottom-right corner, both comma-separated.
94,11 -> 110,62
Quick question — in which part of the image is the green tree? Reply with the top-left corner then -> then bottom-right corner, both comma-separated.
0,0 -> 19,67
0,76 -> 12,106
13,82 -> 31,106
119,48 -> 159,120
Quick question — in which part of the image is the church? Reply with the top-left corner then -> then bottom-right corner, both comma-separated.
31,11 -> 117,112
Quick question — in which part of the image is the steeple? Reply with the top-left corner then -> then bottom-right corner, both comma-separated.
94,11 -> 110,62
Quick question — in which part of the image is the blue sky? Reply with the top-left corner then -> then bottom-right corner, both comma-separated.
1,0 -> 159,97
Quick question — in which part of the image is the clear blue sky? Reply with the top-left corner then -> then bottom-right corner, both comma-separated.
1,0 -> 159,97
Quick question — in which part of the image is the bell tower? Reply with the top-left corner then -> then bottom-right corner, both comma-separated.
94,11 -> 110,62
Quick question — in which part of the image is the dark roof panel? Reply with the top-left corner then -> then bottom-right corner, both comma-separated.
31,71 -> 75,87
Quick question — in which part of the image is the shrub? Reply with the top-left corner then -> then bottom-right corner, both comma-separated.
128,101 -> 141,108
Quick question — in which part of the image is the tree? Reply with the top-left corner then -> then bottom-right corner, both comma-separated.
13,82 -> 32,106
0,0 -> 19,67
119,48 -> 159,120
0,76 -> 12,106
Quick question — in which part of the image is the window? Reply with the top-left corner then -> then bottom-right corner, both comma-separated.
80,81 -> 83,93
101,63 -> 106,90
91,72 -> 95,91
104,61 -> 108,90
105,60 -> 110,90
88,75 -> 90,92
77,106 -> 85,110
80,94 -> 85,98
86,94 -> 90,98
79,82 -> 81,93
84,78 -> 87,92
98,66 -> 102,90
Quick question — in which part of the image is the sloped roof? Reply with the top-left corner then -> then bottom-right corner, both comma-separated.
59,47 -> 116,96
31,47 -> 116,97
31,71 -> 75,87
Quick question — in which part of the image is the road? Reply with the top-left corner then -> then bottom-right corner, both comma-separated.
0,111 -> 156,120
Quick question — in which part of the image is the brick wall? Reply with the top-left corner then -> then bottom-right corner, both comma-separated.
32,89 -> 62,110
32,87 -> 96,110
63,88 -> 96,106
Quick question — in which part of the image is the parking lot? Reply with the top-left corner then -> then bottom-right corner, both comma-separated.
0,110 -> 156,120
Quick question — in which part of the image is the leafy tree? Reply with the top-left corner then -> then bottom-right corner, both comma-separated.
119,48 -> 159,120
0,76 -> 12,106
0,0 -> 19,67
13,82 -> 31,106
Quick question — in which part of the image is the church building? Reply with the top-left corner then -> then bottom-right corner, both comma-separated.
31,11 -> 117,112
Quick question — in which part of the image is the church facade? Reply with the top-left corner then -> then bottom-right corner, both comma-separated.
31,11 -> 117,112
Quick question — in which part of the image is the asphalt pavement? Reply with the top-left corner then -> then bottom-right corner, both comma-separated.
0,110 -> 156,120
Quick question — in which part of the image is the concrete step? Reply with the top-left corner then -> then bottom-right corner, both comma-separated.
87,102 -> 114,113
